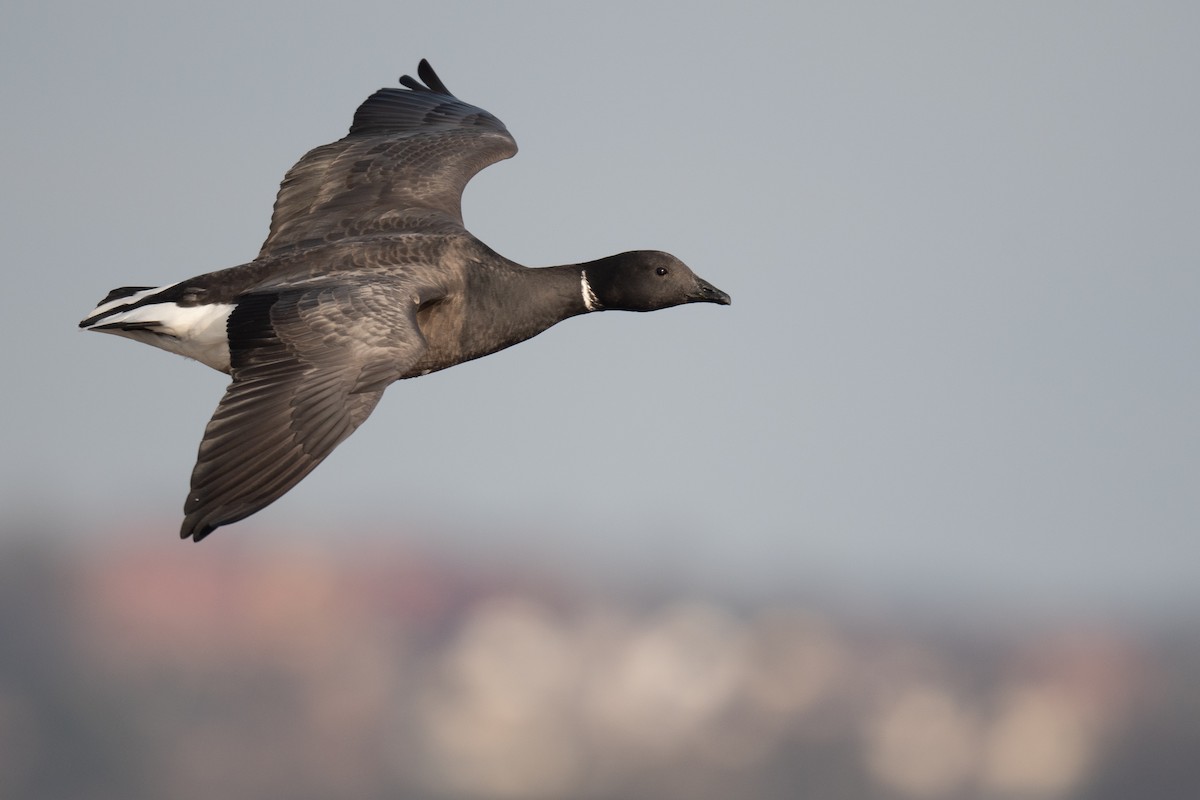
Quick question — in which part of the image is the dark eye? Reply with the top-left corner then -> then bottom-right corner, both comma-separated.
655,267 -> 669,276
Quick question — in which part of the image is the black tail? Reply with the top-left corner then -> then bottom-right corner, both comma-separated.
99,286 -> 155,305
79,286 -> 158,328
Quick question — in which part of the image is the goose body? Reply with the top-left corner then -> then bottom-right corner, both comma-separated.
80,60 -> 730,541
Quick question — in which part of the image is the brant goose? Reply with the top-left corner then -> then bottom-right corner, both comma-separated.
80,60 -> 730,541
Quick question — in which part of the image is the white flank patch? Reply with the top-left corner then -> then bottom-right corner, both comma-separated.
581,270 -> 601,312
93,300 -> 235,372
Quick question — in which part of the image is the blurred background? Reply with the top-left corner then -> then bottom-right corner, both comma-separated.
3,2 -> 1198,798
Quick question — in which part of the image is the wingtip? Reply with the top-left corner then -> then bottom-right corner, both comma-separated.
417,59 -> 450,95
397,58 -> 452,96
180,517 -> 215,542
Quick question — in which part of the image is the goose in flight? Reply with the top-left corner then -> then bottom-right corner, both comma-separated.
80,60 -> 730,541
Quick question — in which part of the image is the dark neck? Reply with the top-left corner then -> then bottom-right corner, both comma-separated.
456,262 -> 596,363
497,262 -> 594,324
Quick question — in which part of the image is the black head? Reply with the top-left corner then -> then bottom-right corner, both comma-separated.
583,251 -> 731,312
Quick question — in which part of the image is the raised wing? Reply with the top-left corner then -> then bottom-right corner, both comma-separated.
258,59 -> 518,258
181,281 -> 435,540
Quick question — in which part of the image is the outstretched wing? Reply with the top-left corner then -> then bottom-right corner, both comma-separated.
181,280 -> 436,541
259,59 -> 518,257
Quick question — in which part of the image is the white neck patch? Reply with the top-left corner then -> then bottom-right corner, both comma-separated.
581,270 -> 602,312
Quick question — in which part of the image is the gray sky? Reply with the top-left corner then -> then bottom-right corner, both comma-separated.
3,2 -> 1197,618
